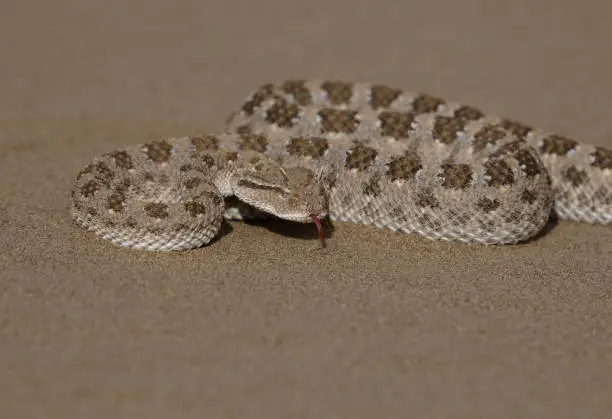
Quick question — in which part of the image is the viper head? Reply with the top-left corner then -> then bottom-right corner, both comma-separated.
231,163 -> 328,245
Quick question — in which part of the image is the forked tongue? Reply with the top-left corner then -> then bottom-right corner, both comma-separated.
311,215 -> 325,249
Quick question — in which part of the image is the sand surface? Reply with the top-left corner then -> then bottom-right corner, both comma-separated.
1,1 -> 612,417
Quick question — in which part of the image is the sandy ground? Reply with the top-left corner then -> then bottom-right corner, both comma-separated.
1,1 -> 611,417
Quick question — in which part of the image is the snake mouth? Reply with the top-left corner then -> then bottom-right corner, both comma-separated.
311,214 -> 325,248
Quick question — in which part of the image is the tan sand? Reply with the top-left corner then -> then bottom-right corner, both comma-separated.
1,0 -> 611,417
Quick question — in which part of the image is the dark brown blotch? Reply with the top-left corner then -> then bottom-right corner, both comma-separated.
476,197 -> 500,213
285,137 -> 329,158
321,80 -> 353,105
318,109 -> 360,133
78,161 -> 114,184
280,80 -> 312,106
433,116 -> 466,144
378,111 -> 415,139
454,105 -> 484,121
484,160 -> 515,187
500,119 -> 532,141
473,124 -> 507,152
591,146 -> 612,170
191,135 -> 219,152
80,180 -> 100,197
109,150 -> 134,170
198,190 -> 224,208
514,149 -> 541,178
106,193 -> 125,212
415,189 -> 440,209
238,133 -> 269,153
242,83 -> 275,115
439,163 -> 473,189
520,189 -> 537,205
144,140 -> 174,163
386,152 -> 422,182
144,203 -> 169,219
369,84 -> 402,109
265,98 -> 300,128
344,144 -> 378,171
564,166 -> 589,187
412,94 -> 445,114
540,134 -> 578,156
198,154 -> 217,168
184,201 -> 208,217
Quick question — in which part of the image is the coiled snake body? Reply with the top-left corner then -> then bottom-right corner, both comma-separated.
70,80 -> 612,250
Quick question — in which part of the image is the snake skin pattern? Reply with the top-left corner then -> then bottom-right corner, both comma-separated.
70,79 -> 612,250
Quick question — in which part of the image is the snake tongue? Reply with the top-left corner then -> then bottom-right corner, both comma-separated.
311,215 -> 325,248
